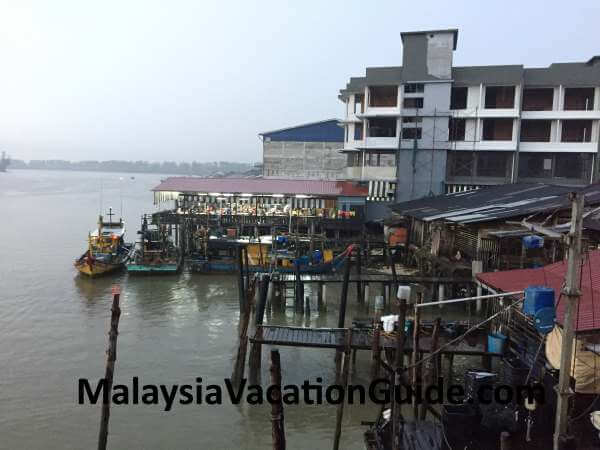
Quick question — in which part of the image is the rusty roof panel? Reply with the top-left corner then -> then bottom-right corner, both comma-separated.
152,177 -> 368,197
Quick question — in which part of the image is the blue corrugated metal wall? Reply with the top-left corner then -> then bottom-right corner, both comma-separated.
261,120 -> 344,142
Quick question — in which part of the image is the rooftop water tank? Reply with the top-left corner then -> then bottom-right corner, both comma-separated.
522,235 -> 544,249
523,286 -> 555,316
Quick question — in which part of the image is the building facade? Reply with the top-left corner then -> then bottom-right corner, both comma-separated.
339,29 -> 600,202
259,119 -> 346,180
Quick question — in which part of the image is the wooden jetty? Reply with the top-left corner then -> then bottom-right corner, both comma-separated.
250,325 -> 499,358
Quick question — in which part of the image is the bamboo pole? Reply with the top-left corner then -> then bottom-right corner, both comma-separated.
333,329 -> 352,450
98,286 -> 122,450
270,350 -> 286,450
370,324 -> 381,379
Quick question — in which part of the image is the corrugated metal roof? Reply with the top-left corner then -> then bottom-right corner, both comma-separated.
391,183 -> 600,224
259,119 -> 343,143
152,177 -> 368,197
477,250 -> 600,334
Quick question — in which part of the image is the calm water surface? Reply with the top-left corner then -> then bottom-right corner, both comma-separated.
1,169 -> 402,449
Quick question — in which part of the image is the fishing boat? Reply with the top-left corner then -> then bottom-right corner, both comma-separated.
74,208 -> 131,277
189,232 -> 354,274
126,216 -> 182,274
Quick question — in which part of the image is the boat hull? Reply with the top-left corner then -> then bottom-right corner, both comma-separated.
126,263 -> 181,274
74,260 -> 124,277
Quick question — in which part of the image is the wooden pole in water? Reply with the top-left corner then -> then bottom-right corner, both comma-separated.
333,329 -> 352,450
232,276 -> 256,389
237,246 -> 246,313
270,350 -> 286,450
249,274 -> 270,385
336,256 -> 352,377
419,318 -> 440,421
98,286 -> 122,450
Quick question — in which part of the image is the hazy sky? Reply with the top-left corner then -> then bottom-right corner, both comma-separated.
0,0 -> 598,163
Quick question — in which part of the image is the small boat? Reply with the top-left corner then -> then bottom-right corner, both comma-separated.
74,209 -> 131,277
126,216 -> 182,274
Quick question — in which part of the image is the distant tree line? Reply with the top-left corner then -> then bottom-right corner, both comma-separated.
9,159 -> 260,177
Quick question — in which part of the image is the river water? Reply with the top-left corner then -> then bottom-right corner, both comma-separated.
1,169 -> 407,449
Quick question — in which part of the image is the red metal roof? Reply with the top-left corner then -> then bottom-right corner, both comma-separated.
477,250 -> 600,334
152,177 -> 368,197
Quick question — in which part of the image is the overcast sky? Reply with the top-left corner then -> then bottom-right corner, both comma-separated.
0,0 -> 598,163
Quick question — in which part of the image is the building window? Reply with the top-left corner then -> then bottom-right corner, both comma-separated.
564,88 -> 595,111
354,123 -> 363,140
402,128 -> 422,140
554,153 -> 584,179
448,118 -> 466,141
368,118 -> 397,137
520,120 -> 551,142
369,86 -> 398,107
354,94 -> 364,114
403,97 -> 424,108
518,153 -> 553,178
477,152 -> 508,177
482,118 -> 513,140
450,87 -> 468,110
484,86 -> 515,108
346,152 -> 360,167
561,120 -> 592,142
522,88 -> 554,111
404,83 -> 424,93
402,116 -> 423,123
367,152 -> 380,166
447,151 -> 473,177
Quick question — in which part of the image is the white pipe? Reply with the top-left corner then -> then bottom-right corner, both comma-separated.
416,290 -> 524,309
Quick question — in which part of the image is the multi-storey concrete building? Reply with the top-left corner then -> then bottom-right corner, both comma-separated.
339,29 -> 600,202
259,119 -> 346,180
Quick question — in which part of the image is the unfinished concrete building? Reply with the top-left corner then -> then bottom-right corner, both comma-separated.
259,119 -> 346,180
339,29 -> 600,202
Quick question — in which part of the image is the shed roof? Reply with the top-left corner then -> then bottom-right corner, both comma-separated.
391,183 -> 600,224
259,119 -> 343,143
477,250 -> 600,334
152,177 -> 368,197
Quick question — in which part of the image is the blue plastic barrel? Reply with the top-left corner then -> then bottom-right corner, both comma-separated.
488,333 -> 507,354
523,286 -> 555,316
522,235 -> 544,249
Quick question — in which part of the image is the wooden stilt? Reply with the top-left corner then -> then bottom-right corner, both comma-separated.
333,329 -> 352,450
270,350 -> 286,450
391,298 -> 407,450
317,281 -> 325,312
237,247 -> 246,314
249,275 -> 270,385
98,286 -> 122,450
419,318 -> 441,421
232,277 -> 257,389
356,245 -> 363,304
335,256 -> 352,378
371,324 -> 381,380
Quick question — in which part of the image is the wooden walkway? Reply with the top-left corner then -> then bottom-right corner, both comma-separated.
266,273 -> 473,284
251,325 -> 498,357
